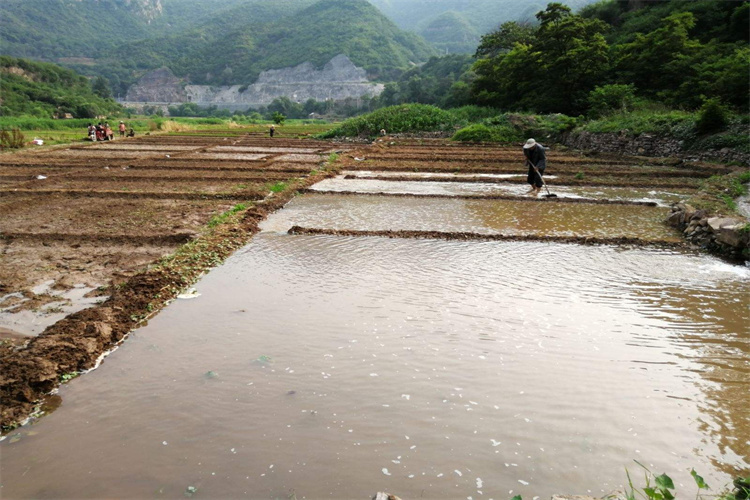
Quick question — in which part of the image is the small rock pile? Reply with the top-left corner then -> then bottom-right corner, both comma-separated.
667,202 -> 749,259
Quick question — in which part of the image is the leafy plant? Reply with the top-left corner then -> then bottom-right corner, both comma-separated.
0,128 -> 25,149
696,98 -> 729,135
272,112 -> 286,125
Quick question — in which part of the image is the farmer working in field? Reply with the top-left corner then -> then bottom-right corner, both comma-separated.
523,138 -> 546,195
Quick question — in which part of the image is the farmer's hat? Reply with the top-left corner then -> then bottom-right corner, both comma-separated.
523,138 -> 537,149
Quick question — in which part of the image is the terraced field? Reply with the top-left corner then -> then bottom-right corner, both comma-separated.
0,132 -> 336,338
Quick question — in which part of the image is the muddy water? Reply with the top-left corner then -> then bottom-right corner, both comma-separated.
263,193 -> 681,241
1,233 -> 748,499
322,176 -> 692,206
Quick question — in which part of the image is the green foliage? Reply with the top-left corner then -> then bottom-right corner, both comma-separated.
418,11 -> 479,54
319,104 -> 457,138
207,203 -> 248,228
696,98 -> 729,135
271,112 -> 286,125
453,124 -> 511,143
371,54 -> 474,110
475,1 -> 750,115
449,105 -> 503,124
588,84 -> 637,117
472,3 -> 610,115
453,112 -> 578,143
269,182 -> 288,193
0,128 -> 25,149
101,0 -> 435,91
0,56 -> 121,118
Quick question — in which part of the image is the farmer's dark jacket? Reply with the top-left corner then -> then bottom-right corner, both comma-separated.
524,144 -> 546,169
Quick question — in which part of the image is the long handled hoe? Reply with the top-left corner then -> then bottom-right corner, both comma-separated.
527,160 -> 557,198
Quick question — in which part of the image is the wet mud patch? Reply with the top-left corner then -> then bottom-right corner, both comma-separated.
264,193 -> 681,241
288,225 -> 688,249
304,186 -> 661,207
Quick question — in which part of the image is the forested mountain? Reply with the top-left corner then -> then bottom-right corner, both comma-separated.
0,56 -> 121,117
73,0 -> 434,95
420,12 -> 480,54
0,0 -> 163,59
367,0 -> 600,38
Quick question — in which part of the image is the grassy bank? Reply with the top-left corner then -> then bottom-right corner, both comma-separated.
0,117 -> 335,148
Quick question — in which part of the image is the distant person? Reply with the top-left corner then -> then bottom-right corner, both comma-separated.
105,123 -> 114,140
119,121 -> 126,137
523,138 -> 546,195
269,125 -> 275,138
87,124 -> 96,141
127,128 -> 135,137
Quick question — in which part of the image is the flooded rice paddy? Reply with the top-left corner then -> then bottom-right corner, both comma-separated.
263,193 -> 681,241
1,138 -> 748,499
1,229 -> 748,498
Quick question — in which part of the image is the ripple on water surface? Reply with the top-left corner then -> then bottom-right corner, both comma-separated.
322,175 -> 693,206
1,234 -> 748,499
262,192 -> 681,241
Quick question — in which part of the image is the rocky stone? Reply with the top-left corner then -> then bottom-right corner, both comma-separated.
125,67 -> 185,102
707,217 -> 744,233
123,55 -> 384,111
716,223 -> 749,247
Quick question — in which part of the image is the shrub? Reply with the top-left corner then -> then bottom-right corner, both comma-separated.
587,84 -> 637,117
452,124 -> 521,143
319,104 -> 457,138
272,112 -> 286,125
449,105 -> 502,124
0,128 -> 25,149
696,98 -> 729,134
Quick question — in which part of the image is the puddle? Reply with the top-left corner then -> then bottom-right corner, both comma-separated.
1,234 -> 747,498
261,193 -> 681,241
0,282 -> 107,336
318,175 -> 690,206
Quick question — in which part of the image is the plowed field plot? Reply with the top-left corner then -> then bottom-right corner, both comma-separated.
0,134 -> 329,338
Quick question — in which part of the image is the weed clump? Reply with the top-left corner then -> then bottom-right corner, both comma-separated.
696,98 -> 729,135
0,128 -> 25,149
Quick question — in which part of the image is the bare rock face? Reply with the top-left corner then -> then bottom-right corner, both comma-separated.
123,55 -> 384,110
125,67 -> 185,102
119,0 -> 163,21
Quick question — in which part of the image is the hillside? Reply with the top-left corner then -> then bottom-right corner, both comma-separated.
419,12 -> 480,54
91,0 -> 434,94
0,0 -> 163,59
0,56 -> 121,118
368,0 -> 600,50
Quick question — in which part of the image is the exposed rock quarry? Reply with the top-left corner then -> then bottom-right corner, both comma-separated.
125,67 -> 185,102
123,55 -> 384,111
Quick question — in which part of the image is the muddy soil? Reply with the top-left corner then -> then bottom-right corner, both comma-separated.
0,137 -> 731,434
0,135 -> 332,342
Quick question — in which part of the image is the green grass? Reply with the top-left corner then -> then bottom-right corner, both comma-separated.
268,182 -> 288,193
207,203 -> 248,228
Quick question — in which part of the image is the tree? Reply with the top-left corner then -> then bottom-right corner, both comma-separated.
92,76 -> 112,99
614,12 -> 700,98
271,112 -> 286,124
475,21 -> 536,58
587,84 -> 636,117
471,3 -> 610,114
